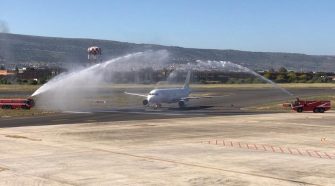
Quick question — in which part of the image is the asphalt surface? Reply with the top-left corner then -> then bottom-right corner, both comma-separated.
1,87 -> 335,127
0,108 -> 277,128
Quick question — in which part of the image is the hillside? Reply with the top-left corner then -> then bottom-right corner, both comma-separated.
1,33 -> 335,71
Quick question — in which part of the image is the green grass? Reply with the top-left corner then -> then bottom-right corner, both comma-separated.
0,85 -> 40,92
0,85 -> 48,117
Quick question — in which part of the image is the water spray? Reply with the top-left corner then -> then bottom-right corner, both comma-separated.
167,60 -> 294,97
31,50 -> 170,111
31,50 -> 293,111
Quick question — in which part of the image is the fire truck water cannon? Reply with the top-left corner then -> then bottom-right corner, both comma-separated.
0,97 -> 35,110
283,97 -> 331,113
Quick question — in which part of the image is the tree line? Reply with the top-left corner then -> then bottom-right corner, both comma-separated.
260,67 -> 333,83
0,66 -> 334,85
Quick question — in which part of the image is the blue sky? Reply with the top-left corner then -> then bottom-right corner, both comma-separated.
1,0 -> 335,55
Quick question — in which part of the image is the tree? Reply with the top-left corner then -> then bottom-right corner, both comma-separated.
275,74 -> 287,83
39,78 -> 48,84
298,74 -> 308,83
263,72 -> 273,80
268,68 -> 275,73
29,79 -> 38,85
287,71 -> 297,83
278,67 -> 288,73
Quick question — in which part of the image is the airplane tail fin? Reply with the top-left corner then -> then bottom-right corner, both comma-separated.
183,71 -> 191,89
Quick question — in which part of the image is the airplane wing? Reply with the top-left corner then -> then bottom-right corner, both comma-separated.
182,94 -> 229,100
124,92 -> 148,97
182,96 -> 215,100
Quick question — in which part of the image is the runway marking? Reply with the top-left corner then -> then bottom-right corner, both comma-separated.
4,134 -> 41,141
63,111 -> 92,114
86,120 -> 97,122
0,167 -> 8,172
202,139 -> 335,160
51,119 -> 69,122
92,148 -> 322,186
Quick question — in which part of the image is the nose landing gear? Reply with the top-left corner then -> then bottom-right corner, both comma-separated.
143,100 -> 162,110
153,104 -> 162,109
178,100 -> 185,108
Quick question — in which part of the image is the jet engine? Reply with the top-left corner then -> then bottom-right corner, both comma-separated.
143,99 -> 149,105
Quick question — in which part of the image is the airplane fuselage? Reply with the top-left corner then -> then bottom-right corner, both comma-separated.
147,88 -> 190,105
125,71 -> 193,108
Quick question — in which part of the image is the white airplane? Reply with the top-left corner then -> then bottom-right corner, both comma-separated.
125,71 -> 211,108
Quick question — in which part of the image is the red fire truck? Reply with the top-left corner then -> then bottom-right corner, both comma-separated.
291,98 -> 331,113
0,98 -> 35,110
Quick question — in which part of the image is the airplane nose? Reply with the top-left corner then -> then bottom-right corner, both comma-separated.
148,95 -> 155,103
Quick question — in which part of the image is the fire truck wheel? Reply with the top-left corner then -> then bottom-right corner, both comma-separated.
297,108 -> 303,113
2,105 -> 11,109
318,108 -> 325,113
313,108 -> 318,113
21,106 -> 30,110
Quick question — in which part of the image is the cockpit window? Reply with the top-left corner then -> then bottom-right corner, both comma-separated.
149,93 -> 158,96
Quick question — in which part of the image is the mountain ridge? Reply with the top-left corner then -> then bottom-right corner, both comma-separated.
1,33 -> 334,72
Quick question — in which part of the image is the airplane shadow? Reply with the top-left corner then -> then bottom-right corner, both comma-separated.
168,105 -> 214,111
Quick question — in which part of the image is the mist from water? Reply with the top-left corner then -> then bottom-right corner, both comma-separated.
168,60 -> 294,97
0,20 -> 9,33
32,51 -> 293,111
0,20 -> 11,64
32,50 -> 170,111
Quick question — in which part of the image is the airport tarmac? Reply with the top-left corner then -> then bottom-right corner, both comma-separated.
0,112 -> 335,185
0,86 -> 335,185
